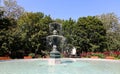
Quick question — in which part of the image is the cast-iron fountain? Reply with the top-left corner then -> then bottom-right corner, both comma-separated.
46,22 -> 66,65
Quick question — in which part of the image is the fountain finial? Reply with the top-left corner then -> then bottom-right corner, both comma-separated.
53,30 -> 57,35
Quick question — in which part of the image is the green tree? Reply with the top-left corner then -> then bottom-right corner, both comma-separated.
73,16 -> 106,52
17,12 -> 44,25
17,12 -> 53,55
54,18 -> 64,24
62,18 -> 76,44
96,13 -> 120,51
0,11 -> 16,56
0,0 -> 24,57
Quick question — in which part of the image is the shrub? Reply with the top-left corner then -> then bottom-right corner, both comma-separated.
29,53 -> 35,58
92,53 -> 105,58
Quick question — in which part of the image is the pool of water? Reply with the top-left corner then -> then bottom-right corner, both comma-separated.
0,58 -> 120,74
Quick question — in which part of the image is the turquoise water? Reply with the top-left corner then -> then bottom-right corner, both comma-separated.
0,59 -> 120,74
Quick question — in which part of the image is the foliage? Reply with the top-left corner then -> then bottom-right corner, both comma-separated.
0,0 -> 24,57
0,11 -> 17,56
91,53 -> 105,58
0,11 -> 16,30
28,53 -> 35,58
17,12 -> 53,55
62,18 -> 76,45
96,13 -> 120,51
3,0 -> 24,19
72,16 -> 107,52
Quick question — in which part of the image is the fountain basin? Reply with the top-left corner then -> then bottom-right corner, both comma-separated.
0,58 -> 120,74
50,51 -> 61,58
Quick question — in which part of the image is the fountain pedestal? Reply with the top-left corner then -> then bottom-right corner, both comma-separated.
49,45 -> 61,65
50,45 -> 61,58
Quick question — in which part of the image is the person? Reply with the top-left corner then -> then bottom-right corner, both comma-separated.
71,47 -> 76,58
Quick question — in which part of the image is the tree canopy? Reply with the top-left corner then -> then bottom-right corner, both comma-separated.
71,16 -> 107,52
96,13 -> 120,51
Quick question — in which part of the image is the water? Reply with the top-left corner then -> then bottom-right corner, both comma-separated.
0,59 -> 120,74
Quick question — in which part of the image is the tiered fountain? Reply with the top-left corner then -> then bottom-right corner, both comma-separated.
46,22 -> 66,65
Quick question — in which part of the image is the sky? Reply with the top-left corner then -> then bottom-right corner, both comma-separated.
9,0 -> 120,20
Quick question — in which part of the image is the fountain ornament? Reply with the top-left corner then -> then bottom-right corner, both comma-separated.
46,22 -> 66,58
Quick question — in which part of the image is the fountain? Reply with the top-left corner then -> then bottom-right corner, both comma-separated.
46,22 -> 66,65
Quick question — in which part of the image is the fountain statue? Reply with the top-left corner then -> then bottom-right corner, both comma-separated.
46,22 -> 66,58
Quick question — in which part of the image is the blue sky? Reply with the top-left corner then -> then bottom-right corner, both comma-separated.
16,0 -> 120,20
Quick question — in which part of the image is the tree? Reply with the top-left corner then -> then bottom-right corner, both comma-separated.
96,13 -> 120,51
54,18 -> 64,24
0,11 -> 16,56
17,12 -> 44,26
0,16 -> 16,30
17,12 -> 53,55
3,0 -> 24,19
72,16 -> 106,52
62,18 -> 76,44
96,13 -> 119,32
